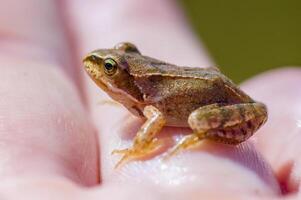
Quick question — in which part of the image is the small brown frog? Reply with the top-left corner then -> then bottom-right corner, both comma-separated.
83,42 -> 267,168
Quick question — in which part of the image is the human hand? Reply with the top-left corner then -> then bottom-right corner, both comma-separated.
0,1 -> 300,199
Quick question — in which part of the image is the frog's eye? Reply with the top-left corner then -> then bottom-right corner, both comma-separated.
103,58 -> 117,76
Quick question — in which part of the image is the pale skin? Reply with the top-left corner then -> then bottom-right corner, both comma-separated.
1,0 -> 301,199
83,42 -> 267,168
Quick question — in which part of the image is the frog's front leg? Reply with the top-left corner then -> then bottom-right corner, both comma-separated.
112,105 -> 166,168
165,102 -> 267,159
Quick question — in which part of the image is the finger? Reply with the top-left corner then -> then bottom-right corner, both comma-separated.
66,0 -> 213,67
67,0 -> 280,197
0,0 -> 98,185
241,67 -> 301,194
0,0 -> 84,92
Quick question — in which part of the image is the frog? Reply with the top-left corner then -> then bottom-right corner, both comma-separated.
83,42 -> 268,168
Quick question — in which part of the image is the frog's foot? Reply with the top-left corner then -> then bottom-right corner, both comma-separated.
164,133 -> 205,160
112,138 -> 163,169
112,105 -> 166,168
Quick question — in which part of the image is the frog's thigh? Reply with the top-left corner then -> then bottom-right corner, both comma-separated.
165,102 -> 267,159
112,105 -> 166,168
188,102 -> 267,144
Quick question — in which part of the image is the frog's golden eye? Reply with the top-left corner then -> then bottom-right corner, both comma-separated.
103,58 -> 117,76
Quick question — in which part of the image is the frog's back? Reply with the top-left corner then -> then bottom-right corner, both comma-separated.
127,55 -> 254,127
125,54 -> 223,80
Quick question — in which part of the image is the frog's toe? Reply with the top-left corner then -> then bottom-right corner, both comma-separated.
111,148 -> 134,168
113,149 -> 145,169
113,139 -> 163,168
111,148 -> 129,155
114,152 -> 132,169
164,133 -> 205,160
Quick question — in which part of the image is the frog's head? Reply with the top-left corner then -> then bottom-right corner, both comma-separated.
83,42 -> 144,105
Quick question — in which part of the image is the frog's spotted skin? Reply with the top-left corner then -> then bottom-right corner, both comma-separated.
83,42 -> 268,168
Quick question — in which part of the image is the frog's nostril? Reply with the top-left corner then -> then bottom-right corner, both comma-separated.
83,54 -> 99,64
90,55 -> 98,62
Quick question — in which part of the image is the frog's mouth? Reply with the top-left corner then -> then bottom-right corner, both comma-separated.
83,59 -> 109,91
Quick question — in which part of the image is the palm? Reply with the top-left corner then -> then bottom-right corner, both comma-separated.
0,1 -> 300,199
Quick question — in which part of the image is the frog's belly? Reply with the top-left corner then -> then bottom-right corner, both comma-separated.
153,101 -> 198,128
165,118 -> 190,127
152,94 -> 247,127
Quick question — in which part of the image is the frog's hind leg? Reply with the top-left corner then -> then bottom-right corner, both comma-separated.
112,105 -> 166,168
165,102 -> 267,159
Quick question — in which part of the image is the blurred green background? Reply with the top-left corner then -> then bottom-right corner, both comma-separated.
179,0 -> 301,83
